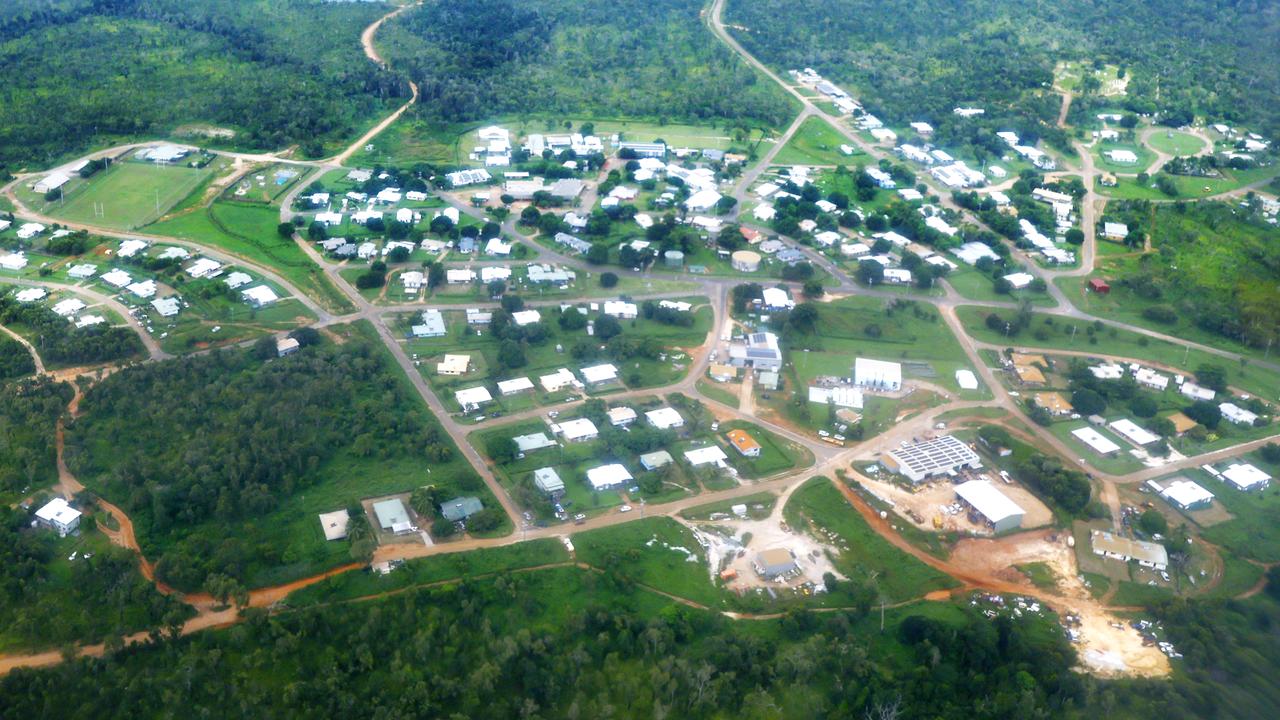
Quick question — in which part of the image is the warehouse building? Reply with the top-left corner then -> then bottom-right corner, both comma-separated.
753,548 -> 799,579
883,435 -> 982,483
954,479 -> 1025,533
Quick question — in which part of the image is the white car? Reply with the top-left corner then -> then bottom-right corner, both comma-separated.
619,505 -> 632,513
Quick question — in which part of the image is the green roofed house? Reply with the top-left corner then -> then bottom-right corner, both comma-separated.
640,450 -> 674,471
372,499 -> 412,534
441,496 -> 484,522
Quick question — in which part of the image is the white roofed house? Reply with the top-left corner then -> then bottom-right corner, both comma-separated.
35,498 -> 82,537
514,433 -> 557,454
1108,418 -> 1161,446
52,298 -> 86,317
533,467 -> 565,497
555,417 -> 599,443
127,279 -> 158,299
1218,402 -> 1259,426
15,288 -> 47,303
607,406 -> 638,426
412,309 -> 446,338
1179,381 -> 1216,402
150,297 -> 181,318
447,268 -> 477,285
496,377 -> 534,395
603,300 -> 638,319
586,463 -> 632,490
386,269 -> 420,293
454,386 -> 494,412
684,445 -> 729,468
1002,272 -> 1035,290
242,285 -> 280,308
1221,463 -> 1271,491
117,239 -> 148,258
1160,478 -> 1214,511
224,271 -> 252,289
580,363 -> 619,385
539,368 -> 578,393
1072,426 -> 1121,456
436,354 -> 471,376
100,268 -> 132,288
761,287 -> 793,311
186,258 -> 222,278
1102,222 -> 1129,240
646,407 -> 684,430
511,309 -> 542,326
67,263 -> 97,279
684,189 -> 724,213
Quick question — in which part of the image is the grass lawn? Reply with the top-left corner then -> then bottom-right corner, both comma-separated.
678,491 -> 777,520
148,201 -> 353,313
1016,562 -> 1060,593
773,116 -> 855,166
695,378 -> 740,409
31,160 -> 220,230
1203,549 -> 1265,600
947,269 -> 1056,307
1144,130 -> 1207,156
348,117 -> 474,167
283,538 -> 570,607
954,305 -> 1280,400
717,419 -> 812,479
572,517 -> 729,608
784,477 -> 959,602
1111,580 -> 1174,607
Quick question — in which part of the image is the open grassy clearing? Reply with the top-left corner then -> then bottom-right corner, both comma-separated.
946,268 -> 1056,307
1179,454 -> 1280,564
772,116 -> 857,166
572,517 -> 729,608
1144,130 -> 1207,156
147,200 -> 353,313
783,478 -> 959,602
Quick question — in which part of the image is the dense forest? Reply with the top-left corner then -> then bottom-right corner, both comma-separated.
0,295 -> 143,366
0,506 -> 191,650
65,334 -> 462,591
380,0 -> 795,130
726,0 -> 1280,143
0,567 -> 1087,718
0,334 -> 36,380
0,0 -> 409,168
0,376 -> 71,496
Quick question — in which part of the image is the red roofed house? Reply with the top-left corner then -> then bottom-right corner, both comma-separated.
1088,279 -> 1110,295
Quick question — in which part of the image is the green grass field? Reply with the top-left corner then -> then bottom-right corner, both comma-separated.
783,478 -> 959,602
148,201 -> 353,313
38,161 -> 217,230
773,116 -> 856,166
572,517 -> 728,608
1144,130 -> 1207,156
947,269 -> 1056,307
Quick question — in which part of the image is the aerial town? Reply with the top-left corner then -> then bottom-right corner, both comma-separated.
0,0 -> 1276,717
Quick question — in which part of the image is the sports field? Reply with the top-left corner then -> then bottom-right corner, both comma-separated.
43,161 -> 214,230
1145,130 -> 1206,156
